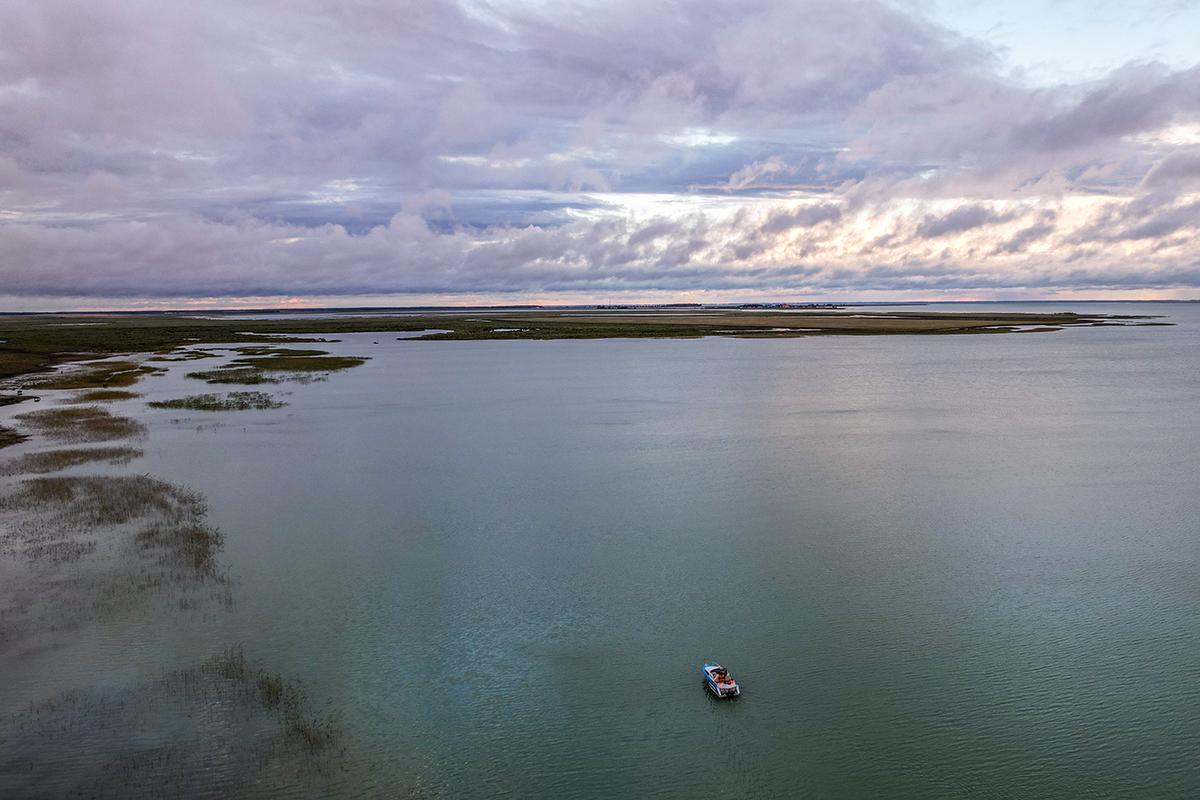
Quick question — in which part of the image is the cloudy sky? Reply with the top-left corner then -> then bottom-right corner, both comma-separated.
2,0 -> 1199,309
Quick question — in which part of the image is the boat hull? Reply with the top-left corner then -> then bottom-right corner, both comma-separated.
702,663 -> 740,698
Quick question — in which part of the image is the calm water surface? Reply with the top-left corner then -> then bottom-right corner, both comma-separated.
2,303 -> 1198,798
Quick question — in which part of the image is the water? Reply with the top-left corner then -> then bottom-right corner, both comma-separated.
2,303 -> 1198,798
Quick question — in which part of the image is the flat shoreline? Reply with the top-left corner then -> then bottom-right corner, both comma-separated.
0,308 -> 1164,383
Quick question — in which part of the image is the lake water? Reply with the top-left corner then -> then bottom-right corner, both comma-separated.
2,302 -> 1198,798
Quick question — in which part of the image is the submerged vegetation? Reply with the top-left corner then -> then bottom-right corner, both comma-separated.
0,425 -> 28,449
0,325 -> 357,796
14,406 -> 145,442
0,446 -> 142,475
0,647 -> 342,797
148,392 -> 287,411
0,474 -> 229,642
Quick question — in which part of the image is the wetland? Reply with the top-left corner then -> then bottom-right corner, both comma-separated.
0,303 -> 1196,798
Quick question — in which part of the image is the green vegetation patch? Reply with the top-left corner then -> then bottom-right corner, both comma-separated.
68,389 -> 140,403
1,446 -> 143,475
148,392 -> 287,411
15,406 -> 146,442
233,355 -> 367,371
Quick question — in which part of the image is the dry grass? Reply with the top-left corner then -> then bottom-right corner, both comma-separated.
14,406 -> 146,442
148,392 -> 286,411
0,446 -> 142,475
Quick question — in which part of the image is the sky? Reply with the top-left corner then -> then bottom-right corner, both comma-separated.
1,0 -> 1199,310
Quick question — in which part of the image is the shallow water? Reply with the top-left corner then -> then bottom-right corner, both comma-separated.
2,303 -> 1199,798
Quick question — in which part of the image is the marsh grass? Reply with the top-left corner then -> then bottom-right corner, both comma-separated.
0,446 -> 142,475
0,647 -> 345,798
231,346 -> 330,357
137,521 -> 224,576
26,360 -> 166,390
186,365 -> 335,385
15,406 -> 146,442
0,475 -> 229,646
147,349 -> 219,362
0,425 -> 28,449
148,392 -> 287,411
69,389 -> 140,402
0,310 -> 1156,384
3,475 -> 204,527
234,355 -> 367,371
185,366 -> 280,385
158,647 -> 338,754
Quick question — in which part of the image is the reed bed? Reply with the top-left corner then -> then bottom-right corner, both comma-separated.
185,366 -> 281,385
235,355 -> 366,371
0,446 -> 142,475
146,349 -> 219,362
24,360 -> 165,390
230,346 -> 330,357
0,475 -> 229,647
67,389 -> 140,403
148,392 -> 286,411
14,406 -> 146,442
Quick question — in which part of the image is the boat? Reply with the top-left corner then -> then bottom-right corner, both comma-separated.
702,662 -> 740,698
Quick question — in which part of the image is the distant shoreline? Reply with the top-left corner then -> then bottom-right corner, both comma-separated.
0,298 -> 1196,317
0,307 -> 1167,385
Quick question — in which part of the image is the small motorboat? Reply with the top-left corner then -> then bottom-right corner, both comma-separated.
702,662 -> 740,698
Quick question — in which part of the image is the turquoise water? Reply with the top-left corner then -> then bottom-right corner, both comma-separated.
2,303 -> 1198,797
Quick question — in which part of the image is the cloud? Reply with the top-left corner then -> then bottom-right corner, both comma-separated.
915,205 -> 1017,238
759,202 -> 843,234
0,0 -> 1198,304
1140,149 -> 1200,188
725,155 -> 793,190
